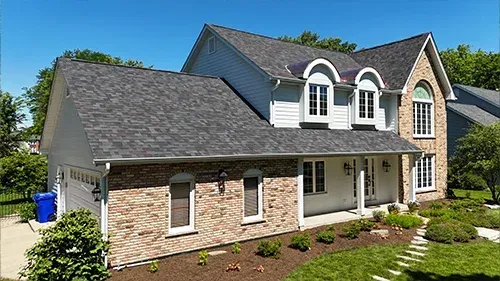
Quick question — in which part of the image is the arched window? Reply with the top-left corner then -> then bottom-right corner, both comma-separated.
412,82 -> 434,137
243,169 -> 263,222
169,173 -> 195,234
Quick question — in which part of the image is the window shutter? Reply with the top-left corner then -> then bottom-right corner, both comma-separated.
244,177 -> 259,217
170,182 -> 190,228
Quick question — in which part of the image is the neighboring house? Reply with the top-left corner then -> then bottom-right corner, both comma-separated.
447,84 -> 500,157
40,24 -> 455,266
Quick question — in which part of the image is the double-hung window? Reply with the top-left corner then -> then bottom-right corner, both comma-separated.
303,161 -> 326,194
243,169 -> 263,222
308,85 -> 328,116
359,91 -> 375,119
414,155 -> 435,192
169,173 -> 195,234
413,82 -> 434,137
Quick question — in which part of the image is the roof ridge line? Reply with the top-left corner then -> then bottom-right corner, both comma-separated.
62,58 -> 221,79
351,32 -> 430,54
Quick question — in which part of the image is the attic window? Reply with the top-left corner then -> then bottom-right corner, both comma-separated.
208,36 -> 216,54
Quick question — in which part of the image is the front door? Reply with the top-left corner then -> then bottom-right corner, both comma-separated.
353,158 -> 376,202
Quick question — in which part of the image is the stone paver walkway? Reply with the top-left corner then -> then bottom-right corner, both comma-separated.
476,227 -> 500,243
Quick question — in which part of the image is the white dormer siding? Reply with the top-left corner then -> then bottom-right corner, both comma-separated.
378,94 -> 399,132
331,89 -> 350,129
273,84 -> 301,128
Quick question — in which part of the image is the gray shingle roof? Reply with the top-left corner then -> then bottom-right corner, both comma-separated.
447,102 -> 499,125
453,84 -> 500,107
57,58 -> 421,162
349,33 -> 430,89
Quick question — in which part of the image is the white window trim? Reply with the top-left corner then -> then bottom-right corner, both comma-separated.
168,173 -> 196,235
306,84 -> 329,118
242,169 -> 263,223
352,88 -> 379,126
208,36 -> 216,54
414,155 -> 436,193
303,160 -> 327,195
412,82 -> 435,138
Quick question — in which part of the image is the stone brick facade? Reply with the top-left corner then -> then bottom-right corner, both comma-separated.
398,49 -> 448,202
107,159 -> 298,266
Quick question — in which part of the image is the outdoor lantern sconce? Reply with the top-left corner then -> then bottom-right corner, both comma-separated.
344,162 -> 353,176
218,169 -> 228,195
382,160 -> 391,173
91,182 -> 101,202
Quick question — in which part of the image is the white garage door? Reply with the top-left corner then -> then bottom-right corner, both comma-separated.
67,167 -> 101,218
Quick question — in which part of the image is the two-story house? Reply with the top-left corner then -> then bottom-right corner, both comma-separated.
447,84 -> 499,158
40,24 -> 454,266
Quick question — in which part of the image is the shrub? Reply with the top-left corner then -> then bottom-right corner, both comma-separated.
425,220 -> 478,243
446,188 -> 456,199
316,229 -> 336,244
342,222 -> 361,239
358,219 -> 375,231
427,217 -> 448,227
419,209 -> 447,218
430,201 -> 444,210
198,250 -> 208,266
18,202 -> 36,222
384,214 -> 422,229
387,203 -> 400,214
461,172 -> 488,191
19,209 -> 110,281
372,210 -> 385,222
407,201 -> 420,213
149,260 -> 158,273
449,198 -> 484,211
0,152 -> 47,198
257,239 -> 281,259
290,233 -> 311,252
232,242 -> 241,254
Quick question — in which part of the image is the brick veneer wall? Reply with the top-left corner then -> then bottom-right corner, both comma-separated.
398,50 -> 448,202
107,159 -> 298,266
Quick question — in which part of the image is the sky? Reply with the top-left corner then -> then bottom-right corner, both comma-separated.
2,0 -> 499,126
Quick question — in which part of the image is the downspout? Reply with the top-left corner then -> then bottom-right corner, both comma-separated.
101,162 -> 111,266
270,79 -> 281,126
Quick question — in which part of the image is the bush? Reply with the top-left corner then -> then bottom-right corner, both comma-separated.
461,172 -> 488,191
198,250 -> 208,266
387,203 -> 400,214
0,152 -> 47,198
372,210 -> 385,222
257,238 -> 281,259
20,209 -> 110,281
18,202 -> 36,222
358,219 -> 375,231
232,242 -> 241,254
290,233 -> 311,252
316,229 -> 335,244
425,220 -> 478,243
449,198 -> 484,211
149,260 -> 158,273
419,209 -> 447,218
407,201 -> 420,213
446,187 -> 456,199
430,201 -> 444,210
342,222 -> 361,239
384,214 -> 422,229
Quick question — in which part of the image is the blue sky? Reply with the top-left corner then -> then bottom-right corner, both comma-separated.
2,0 -> 499,126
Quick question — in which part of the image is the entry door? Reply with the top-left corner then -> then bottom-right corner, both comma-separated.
353,158 -> 376,202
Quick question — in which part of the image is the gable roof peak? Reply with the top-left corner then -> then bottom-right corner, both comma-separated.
352,32 -> 431,54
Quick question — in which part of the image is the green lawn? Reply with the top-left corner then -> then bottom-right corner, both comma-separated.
0,191 -> 31,217
451,188 -> 493,202
285,242 -> 500,281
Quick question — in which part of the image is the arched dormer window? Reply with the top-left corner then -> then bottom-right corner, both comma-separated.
169,173 -> 195,234
412,81 -> 434,137
351,68 -> 384,126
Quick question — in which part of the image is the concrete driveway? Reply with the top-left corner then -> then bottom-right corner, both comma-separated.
0,217 -> 40,279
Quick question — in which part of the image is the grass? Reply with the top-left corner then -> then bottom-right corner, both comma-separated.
0,191 -> 32,217
285,241 -> 500,281
451,188 -> 493,202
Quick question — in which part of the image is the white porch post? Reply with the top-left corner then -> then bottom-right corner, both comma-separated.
409,154 -> 417,202
297,158 -> 305,228
356,156 -> 365,215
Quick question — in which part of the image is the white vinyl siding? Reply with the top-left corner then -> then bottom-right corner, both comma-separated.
414,155 -> 435,192
273,84 -> 300,128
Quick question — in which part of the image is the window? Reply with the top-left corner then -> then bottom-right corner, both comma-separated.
208,36 -> 216,54
243,169 -> 263,221
413,82 -> 434,137
359,91 -> 375,119
414,155 -> 435,192
169,173 -> 195,233
308,85 -> 328,116
303,161 -> 326,194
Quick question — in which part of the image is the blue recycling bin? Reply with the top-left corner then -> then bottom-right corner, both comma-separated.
33,192 -> 56,223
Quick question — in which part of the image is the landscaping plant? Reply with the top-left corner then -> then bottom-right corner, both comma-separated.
0,151 -> 47,199
358,218 -> 375,231
384,213 -> 422,229
342,221 -> 361,239
372,210 -> 385,222
425,220 -> 478,243
387,203 -> 400,214
316,228 -> 336,244
198,250 -> 208,266
407,201 -> 420,213
257,238 -> 282,259
430,201 -> 444,210
17,202 -> 36,222
232,242 -> 241,254
290,233 -> 311,252
20,208 -> 110,281
149,260 -> 159,273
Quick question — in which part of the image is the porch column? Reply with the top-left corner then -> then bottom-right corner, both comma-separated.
356,156 -> 365,215
408,154 -> 418,202
297,158 -> 305,228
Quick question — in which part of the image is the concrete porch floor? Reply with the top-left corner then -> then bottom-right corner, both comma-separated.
302,203 -> 408,230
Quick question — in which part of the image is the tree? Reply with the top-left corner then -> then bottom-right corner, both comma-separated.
278,31 -> 357,53
0,151 -> 47,198
24,49 -> 147,136
450,123 -> 500,203
440,44 -> 500,90
0,92 -> 25,157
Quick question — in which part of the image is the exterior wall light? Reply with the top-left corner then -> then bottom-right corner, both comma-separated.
91,182 -> 101,202
344,162 -> 353,176
382,160 -> 391,173
218,169 -> 228,195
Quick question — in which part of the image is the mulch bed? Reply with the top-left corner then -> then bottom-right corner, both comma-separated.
109,221 -> 416,281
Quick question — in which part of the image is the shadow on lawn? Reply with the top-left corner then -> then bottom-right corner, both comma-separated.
405,270 -> 500,281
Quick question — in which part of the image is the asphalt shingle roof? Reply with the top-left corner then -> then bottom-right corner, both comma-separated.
454,84 -> 500,107
447,102 -> 499,125
58,58 -> 421,161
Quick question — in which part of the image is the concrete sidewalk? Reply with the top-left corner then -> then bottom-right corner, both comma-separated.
1,217 -> 40,279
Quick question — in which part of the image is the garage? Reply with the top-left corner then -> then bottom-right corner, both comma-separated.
66,167 -> 101,219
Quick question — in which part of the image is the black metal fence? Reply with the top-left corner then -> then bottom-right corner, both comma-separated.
0,188 -> 41,218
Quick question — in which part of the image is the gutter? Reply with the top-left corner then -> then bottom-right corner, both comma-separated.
380,88 -> 403,95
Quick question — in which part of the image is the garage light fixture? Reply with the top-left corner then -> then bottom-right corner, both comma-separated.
382,160 -> 391,173
218,169 -> 228,195
343,161 -> 353,176
91,182 -> 101,202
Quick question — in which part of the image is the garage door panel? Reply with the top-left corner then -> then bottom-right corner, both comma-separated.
67,167 -> 101,218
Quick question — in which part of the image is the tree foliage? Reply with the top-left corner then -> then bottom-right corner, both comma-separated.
278,31 -> 357,53
450,123 -> 500,203
24,49 -> 146,136
440,44 -> 500,90
0,151 -> 47,197
20,208 -> 110,281
0,92 -> 25,157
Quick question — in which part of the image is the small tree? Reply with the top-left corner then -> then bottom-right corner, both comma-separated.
20,208 -> 110,281
450,123 -> 500,203
0,151 -> 47,198
0,92 -> 25,157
